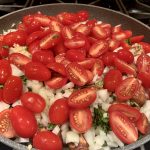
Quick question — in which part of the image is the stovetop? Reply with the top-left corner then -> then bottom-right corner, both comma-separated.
0,0 -> 150,150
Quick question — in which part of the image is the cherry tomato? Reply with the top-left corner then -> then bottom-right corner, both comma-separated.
45,76 -> 67,90
70,108 -> 92,133
3,31 -> 27,47
21,92 -> 46,113
102,52 -> 117,66
32,50 -> 55,65
66,62 -> 88,86
136,54 -> 150,73
115,77 -> 139,101
114,58 -> 137,76
33,131 -> 62,150
104,69 -> 122,92
77,10 -> 89,21
0,89 -> 3,101
109,111 -> 138,144
24,62 -> 51,81
47,62 -> 66,76
0,109 -> 16,138
10,106 -> 37,138
3,76 -> 23,104
49,98 -> 69,124
53,42 -> 67,55
136,113 -> 149,134
0,42 -> 9,58
139,42 -> 150,54
64,36 -> 86,49
66,49 -> 86,62
40,31 -> 61,49
108,39 -> 120,51
130,35 -> 144,43
86,19 -> 97,28
120,41 -> 131,51
92,59 -> 104,76
89,40 -> 108,58
75,24 -> 91,36
49,20 -> 63,32
0,59 -> 11,84
9,53 -> 31,70
112,25 -> 122,34
108,103 -> 141,122
117,49 -> 134,64
138,72 -> 150,88
28,40 -> 42,54
86,70 -> 94,83
68,87 -> 96,108
61,26 -> 74,40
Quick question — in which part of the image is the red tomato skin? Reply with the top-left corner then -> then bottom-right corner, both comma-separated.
108,103 -> 141,122
117,49 -> 134,64
45,77 -> 68,90
32,50 -> 55,65
109,111 -> 138,144
77,10 -> 89,21
138,72 -> 150,88
3,31 -> 27,46
0,42 -> 9,58
139,42 -> 150,54
10,106 -> 37,138
75,24 -> 91,36
0,59 -> 12,84
28,40 -> 42,54
104,69 -> 122,92
89,40 -> 108,58
61,26 -> 74,40
92,59 -> 104,76
70,108 -> 92,133
130,35 -> 144,43
53,42 -> 67,55
68,87 -> 96,108
33,131 -> 62,150
3,76 -> 23,104
8,53 -> 31,70
21,92 -> 46,113
115,77 -> 139,101
0,89 -> 3,101
66,62 -> 89,86
108,39 -> 120,52
24,62 -> 51,81
49,98 -> 69,124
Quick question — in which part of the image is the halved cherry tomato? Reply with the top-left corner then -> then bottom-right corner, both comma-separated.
75,24 -> 91,36
21,92 -> 46,113
45,76 -> 67,89
3,31 -> 27,47
49,98 -> 69,124
108,39 -> 120,51
112,25 -> 122,34
108,103 -> 141,122
66,49 -> 86,62
24,62 -> 51,81
86,70 -> 94,83
114,58 -> 137,76
120,41 -> 131,51
139,42 -> 150,54
33,131 -> 62,150
104,69 -> 122,92
130,35 -> 144,44
86,19 -> 97,28
68,87 -> 96,108
9,53 -> 31,70
77,10 -> 89,21
10,105 -> 37,138
117,49 -> 134,64
64,36 -> 86,49
138,72 -> 150,88
77,58 -> 96,69
0,109 -> 16,138
136,113 -> 149,134
89,40 -> 108,58
49,20 -> 63,32
102,52 -> 117,66
70,108 -> 92,133
3,76 -> 22,104
28,40 -> 42,54
0,89 -> 3,101
66,62 -> 88,86
109,111 -> 138,144
32,50 -> 55,65
136,54 -> 150,73
61,26 -> 74,40
40,31 -> 61,49
92,59 -> 104,76
115,77 -> 139,101
47,62 -> 66,76
0,59 -> 11,84
53,42 -> 67,55
55,53 -> 66,63
0,42 -> 9,58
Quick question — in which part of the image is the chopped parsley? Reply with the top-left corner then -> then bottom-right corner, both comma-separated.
95,80 -> 103,89
93,107 -> 110,133
47,123 -> 56,130
28,87 -> 32,92
20,75 -> 27,84
129,100 -> 139,107
125,38 -> 131,45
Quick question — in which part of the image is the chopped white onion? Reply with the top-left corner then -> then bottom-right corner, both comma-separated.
0,102 -> 10,112
52,125 -> 60,135
66,131 -> 79,145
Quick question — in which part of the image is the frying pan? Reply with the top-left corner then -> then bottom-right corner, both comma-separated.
0,3 -> 150,150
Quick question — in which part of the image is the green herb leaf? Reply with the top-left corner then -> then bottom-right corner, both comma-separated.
95,80 -> 103,89
20,75 -> 27,84
129,100 -> 139,107
47,123 -> 56,131
125,38 -> 131,45
93,107 -> 110,133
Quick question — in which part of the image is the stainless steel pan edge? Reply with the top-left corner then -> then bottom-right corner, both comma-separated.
0,3 -> 150,150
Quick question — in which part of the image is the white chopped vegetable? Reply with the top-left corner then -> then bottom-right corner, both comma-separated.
94,135 -> 105,147
84,128 -> 95,146
18,137 -> 29,143
61,82 -> 74,90
113,46 -> 123,52
12,100 -> 22,107
103,67 -> 110,74
52,125 -> 60,135
61,123 -> 69,132
63,89 -> 73,98
102,103 -> 111,111
97,89 -> 109,102
0,101 -> 10,112
11,64 -> 24,76
66,131 -> 79,145
41,112 -> 49,126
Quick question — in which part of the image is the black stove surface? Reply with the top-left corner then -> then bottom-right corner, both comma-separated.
0,0 -> 150,150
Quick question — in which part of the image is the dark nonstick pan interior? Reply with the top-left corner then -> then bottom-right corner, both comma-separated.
0,3 -> 150,150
